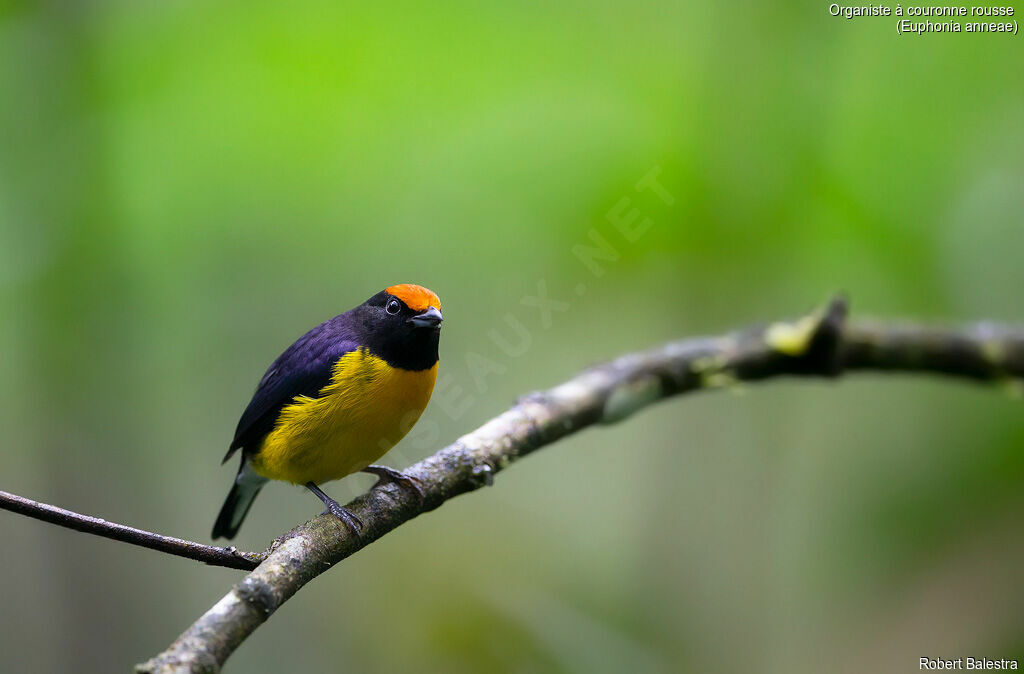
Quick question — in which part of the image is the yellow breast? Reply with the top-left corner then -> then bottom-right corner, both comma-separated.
250,348 -> 438,485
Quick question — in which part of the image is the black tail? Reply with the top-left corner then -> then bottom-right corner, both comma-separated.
212,470 -> 265,540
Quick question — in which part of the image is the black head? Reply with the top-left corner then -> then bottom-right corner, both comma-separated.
352,284 -> 443,371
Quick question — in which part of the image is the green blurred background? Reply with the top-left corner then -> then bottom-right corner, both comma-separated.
2,1 -> 1022,672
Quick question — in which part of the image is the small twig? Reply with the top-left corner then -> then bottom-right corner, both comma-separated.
0,490 -> 264,570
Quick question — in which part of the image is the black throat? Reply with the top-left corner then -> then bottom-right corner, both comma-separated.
352,305 -> 440,371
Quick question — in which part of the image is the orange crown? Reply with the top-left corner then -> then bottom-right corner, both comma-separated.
386,284 -> 441,312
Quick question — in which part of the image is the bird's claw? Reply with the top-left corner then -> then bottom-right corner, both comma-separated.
321,502 -> 363,534
362,465 -> 426,504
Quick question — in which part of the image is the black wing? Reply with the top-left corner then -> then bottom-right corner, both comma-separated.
223,317 -> 360,463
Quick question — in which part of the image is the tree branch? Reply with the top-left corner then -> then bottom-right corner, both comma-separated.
0,490 -> 265,570
132,298 -> 1024,673
9,301 -> 1020,579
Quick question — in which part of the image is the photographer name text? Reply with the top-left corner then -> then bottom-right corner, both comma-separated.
920,657 -> 1019,671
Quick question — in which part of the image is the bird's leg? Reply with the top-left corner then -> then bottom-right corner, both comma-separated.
361,465 -> 426,503
305,482 -> 362,534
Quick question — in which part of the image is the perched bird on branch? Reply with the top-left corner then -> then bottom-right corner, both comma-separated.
212,284 -> 443,539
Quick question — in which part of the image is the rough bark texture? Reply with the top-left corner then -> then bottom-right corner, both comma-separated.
107,299 -> 1024,671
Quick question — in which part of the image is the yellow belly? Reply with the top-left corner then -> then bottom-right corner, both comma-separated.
250,348 -> 438,485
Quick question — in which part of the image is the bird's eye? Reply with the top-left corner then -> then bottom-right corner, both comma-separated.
385,299 -> 401,315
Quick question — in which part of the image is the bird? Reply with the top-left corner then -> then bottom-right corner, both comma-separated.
211,284 -> 443,540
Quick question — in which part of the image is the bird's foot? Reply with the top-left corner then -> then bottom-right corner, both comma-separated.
361,465 -> 426,503
306,481 -> 362,534
321,501 -> 363,535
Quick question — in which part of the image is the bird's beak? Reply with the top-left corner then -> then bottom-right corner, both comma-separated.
409,306 -> 443,328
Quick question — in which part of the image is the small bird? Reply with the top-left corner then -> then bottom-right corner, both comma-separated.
212,284 -> 443,539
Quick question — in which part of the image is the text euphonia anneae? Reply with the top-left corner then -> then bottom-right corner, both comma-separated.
212,284 -> 443,539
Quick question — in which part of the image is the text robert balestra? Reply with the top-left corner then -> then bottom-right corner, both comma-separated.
920,657 -> 1019,670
